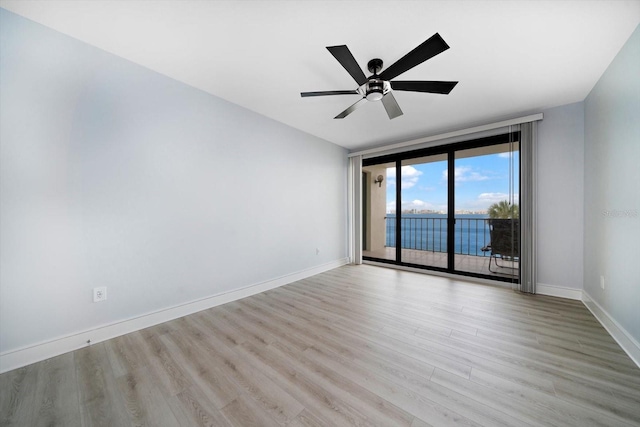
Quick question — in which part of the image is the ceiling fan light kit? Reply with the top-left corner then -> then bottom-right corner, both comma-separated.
363,80 -> 386,101
301,33 -> 458,120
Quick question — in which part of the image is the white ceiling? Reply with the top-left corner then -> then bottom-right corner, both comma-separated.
2,1 -> 639,151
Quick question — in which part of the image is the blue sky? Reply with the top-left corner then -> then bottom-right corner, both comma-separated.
386,152 -> 519,213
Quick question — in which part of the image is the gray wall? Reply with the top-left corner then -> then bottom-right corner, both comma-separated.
537,103 -> 585,290
0,10 -> 347,354
584,25 -> 640,342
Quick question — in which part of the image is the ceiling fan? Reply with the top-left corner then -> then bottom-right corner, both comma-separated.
301,33 -> 458,120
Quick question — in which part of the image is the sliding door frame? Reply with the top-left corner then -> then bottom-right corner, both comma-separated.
362,132 -> 521,284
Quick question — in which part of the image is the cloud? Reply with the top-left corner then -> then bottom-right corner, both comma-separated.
477,192 -> 519,204
498,152 -> 512,159
386,200 -> 396,212
387,166 -> 423,189
472,193 -> 519,210
442,166 -> 489,183
454,192 -> 519,211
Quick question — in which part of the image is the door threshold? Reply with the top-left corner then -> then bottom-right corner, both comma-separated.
362,260 -> 517,289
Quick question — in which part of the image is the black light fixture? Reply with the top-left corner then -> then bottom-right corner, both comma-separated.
374,174 -> 384,187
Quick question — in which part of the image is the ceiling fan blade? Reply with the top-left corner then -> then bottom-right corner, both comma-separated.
390,80 -> 458,94
335,98 -> 367,119
300,90 -> 359,97
327,45 -> 367,86
379,33 -> 450,81
381,92 -> 403,120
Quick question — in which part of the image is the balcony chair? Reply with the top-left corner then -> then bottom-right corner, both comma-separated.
488,219 -> 520,275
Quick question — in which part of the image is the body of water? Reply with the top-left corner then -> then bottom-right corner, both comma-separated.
385,214 -> 491,256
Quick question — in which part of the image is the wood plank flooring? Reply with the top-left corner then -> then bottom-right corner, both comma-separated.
2,264 -> 640,426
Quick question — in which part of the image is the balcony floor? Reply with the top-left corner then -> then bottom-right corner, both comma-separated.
363,247 -> 518,280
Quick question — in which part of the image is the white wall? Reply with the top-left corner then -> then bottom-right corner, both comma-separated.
584,25 -> 640,343
0,10 -> 347,356
536,102 -> 585,292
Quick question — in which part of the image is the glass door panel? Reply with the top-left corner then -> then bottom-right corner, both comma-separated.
362,162 -> 396,262
400,155 -> 448,268
453,142 -> 519,279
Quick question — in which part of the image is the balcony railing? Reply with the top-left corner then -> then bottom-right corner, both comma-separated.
384,217 -> 492,257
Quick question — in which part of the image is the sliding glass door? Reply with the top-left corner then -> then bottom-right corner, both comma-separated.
453,142 -> 519,279
399,154 -> 448,269
363,133 -> 520,284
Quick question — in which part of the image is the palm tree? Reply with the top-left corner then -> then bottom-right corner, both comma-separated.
488,200 -> 519,219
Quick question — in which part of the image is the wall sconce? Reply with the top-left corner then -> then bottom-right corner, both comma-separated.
374,174 -> 384,187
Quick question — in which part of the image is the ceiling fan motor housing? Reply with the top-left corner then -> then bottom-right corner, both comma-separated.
366,81 -> 384,101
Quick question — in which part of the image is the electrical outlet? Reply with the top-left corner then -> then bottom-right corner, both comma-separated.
600,276 -> 605,290
93,287 -> 107,302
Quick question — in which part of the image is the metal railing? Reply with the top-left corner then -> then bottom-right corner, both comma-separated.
384,217 -> 492,257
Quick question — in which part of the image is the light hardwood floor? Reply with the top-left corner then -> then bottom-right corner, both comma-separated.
2,264 -> 640,426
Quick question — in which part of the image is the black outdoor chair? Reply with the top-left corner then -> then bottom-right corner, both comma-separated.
488,219 -> 520,274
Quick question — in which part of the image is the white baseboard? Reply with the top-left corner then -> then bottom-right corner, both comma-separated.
536,283 -> 583,300
582,291 -> 640,368
0,258 -> 349,374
